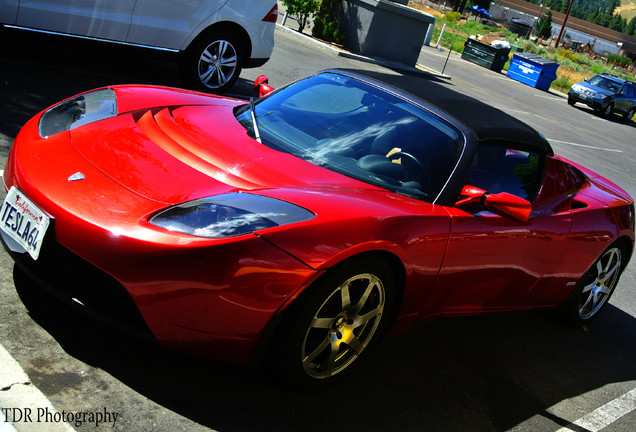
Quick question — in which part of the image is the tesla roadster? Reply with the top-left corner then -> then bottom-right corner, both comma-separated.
1,69 -> 633,387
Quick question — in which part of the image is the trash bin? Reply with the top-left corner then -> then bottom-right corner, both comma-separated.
461,39 -> 511,72
509,19 -> 532,38
506,53 -> 559,91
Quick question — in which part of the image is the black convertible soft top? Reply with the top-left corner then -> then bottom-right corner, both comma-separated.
333,69 -> 554,156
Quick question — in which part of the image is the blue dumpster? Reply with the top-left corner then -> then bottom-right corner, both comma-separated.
506,53 -> 559,91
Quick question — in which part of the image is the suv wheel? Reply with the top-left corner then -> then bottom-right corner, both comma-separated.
603,103 -> 614,119
183,31 -> 244,94
624,107 -> 636,122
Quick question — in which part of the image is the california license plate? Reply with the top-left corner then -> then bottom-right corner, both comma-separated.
1,187 -> 50,259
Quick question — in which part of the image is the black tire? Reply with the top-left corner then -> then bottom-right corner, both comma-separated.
182,30 -> 243,93
559,244 -> 625,327
567,95 -> 575,106
275,255 -> 396,388
624,107 -> 636,122
602,103 -> 614,119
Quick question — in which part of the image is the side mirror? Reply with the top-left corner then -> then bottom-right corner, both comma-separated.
254,75 -> 274,97
455,185 -> 531,222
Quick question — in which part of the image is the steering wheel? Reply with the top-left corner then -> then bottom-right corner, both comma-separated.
389,151 -> 431,193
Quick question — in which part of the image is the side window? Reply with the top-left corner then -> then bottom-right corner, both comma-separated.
629,85 -> 636,98
467,145 -> 543,201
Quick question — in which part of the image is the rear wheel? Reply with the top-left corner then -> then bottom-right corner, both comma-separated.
560,244 -> 624,326
624,106 -> 636,122
183,31 -> 243,93
275,256 -> 396,388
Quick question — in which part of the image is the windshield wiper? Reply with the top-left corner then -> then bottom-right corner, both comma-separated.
249,98 -> 262,143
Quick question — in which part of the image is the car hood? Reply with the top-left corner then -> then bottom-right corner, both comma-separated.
70,99 -> 373,205
576,81 -> 614,97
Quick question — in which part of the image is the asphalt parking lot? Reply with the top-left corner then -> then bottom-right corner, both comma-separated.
1,22 -> 635,432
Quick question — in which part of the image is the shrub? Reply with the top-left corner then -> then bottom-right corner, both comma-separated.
591,63 -> 608,75
444,11 -> 461,22
574,55 -> 594,67
312,15 -> 344,44
607,54 -> 634,68
556,49 -> 577,61
559,58 -> 575,69
551,76 -> 572,92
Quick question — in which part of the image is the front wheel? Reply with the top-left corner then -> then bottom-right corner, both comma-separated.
276,256 -> 396,387
567,95 -> 576,106
560,245 -> 624,326
183,31 -> 243,93
603,103 -> 614,119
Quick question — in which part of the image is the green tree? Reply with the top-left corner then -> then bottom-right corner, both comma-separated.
607,0 -> 619,16
608,13 -> 626,33
536,10 -> 553,40
627,17 -> 636,37
283,0 -> 322,34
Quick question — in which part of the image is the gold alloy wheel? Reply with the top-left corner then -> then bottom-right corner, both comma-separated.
301,273 -> 385,379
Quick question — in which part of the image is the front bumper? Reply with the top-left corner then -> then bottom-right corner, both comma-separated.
568,89 -> 609,111
2,226 -> 154,340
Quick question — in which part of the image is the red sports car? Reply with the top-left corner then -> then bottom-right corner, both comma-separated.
2,70 -> 634,387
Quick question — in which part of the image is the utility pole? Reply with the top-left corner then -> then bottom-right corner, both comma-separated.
555,0 -> 575,48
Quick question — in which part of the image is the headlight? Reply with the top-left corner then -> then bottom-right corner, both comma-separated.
38,89 -> 117,138
149,193 -> 315,238
571,84 -> 583,92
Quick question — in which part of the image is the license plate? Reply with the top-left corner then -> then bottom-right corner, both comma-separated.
579,94 -> 587,100
1,187 -> 50,260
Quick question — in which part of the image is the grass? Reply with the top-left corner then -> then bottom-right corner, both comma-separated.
429,15 -> 516,53
617,0 -> 636,21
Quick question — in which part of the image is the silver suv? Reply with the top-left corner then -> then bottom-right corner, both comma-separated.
568,74 -> 636,121
0,0 -> 278,93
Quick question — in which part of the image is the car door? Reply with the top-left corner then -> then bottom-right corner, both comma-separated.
613,84 -> 632,114
425,144 -> 572,313
0,0 -> 19,24
16,0 -> 136,41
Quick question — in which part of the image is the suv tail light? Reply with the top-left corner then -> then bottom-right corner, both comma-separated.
262,4 -> 278,23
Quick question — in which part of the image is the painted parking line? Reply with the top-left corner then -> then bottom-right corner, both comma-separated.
503,108 -> 532,115
547,139 -> 623,153
0,344 -> 76,432
534,93 -> 563,100
556,388 -> 636,432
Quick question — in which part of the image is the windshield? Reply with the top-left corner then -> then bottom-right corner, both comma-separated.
236,73 -> 464,201
587,76 -> 623,93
